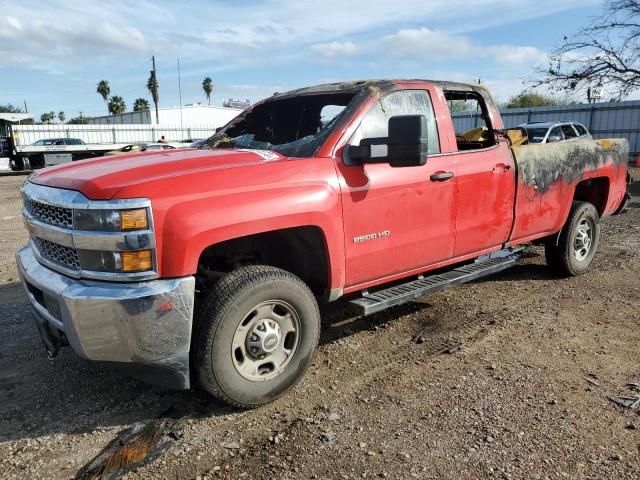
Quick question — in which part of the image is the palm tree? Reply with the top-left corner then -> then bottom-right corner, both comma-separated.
133,98 -> 150,112
49,111 -> 55,123
58,111 -> 65,123
146,71 -> 159,123
40,113 -> 51,124
202,77 -> 213,105
96,80 -> 111,114
108,96 -> 126,115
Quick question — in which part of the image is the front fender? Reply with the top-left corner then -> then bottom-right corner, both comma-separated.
156,183 -> 345,292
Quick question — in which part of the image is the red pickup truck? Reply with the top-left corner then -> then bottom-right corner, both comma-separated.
16,79 -> 629,407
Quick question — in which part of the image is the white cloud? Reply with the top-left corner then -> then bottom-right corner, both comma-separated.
489,45 -> 547,66
0,14 -> 148,67
309,41 -> 358,59
382,27 -> 472,58
0,0 -> 595,71
379,26 -> 548,71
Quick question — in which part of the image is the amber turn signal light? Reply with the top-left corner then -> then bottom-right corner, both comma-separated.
121,250 -> 153,272
120,209 -> 148,230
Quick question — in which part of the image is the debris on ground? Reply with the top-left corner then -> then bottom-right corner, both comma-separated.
75,420 -> 182,480
443,340 -> 464,354
319,432 -> 337,445
608,395 -> 640,410
585,374 -> 599,386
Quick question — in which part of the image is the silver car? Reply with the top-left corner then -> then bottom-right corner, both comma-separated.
520,121 -> 592,144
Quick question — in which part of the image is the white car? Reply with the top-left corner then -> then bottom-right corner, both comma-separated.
520,121 -> 592,144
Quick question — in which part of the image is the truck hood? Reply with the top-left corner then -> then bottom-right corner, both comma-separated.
29,148 -> 286,200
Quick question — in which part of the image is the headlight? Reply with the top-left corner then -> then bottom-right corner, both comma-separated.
74,208 -> 149,231
78,249 -> 154,273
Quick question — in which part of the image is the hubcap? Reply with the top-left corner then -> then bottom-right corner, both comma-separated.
574,218 -> 593,261
231,300 -> 301,381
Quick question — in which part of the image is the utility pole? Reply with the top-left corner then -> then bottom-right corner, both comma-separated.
23,100 -> 28,113
178,58 -> 183,134
152,55 -> 159,124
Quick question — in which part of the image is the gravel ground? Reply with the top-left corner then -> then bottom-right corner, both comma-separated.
0,170 -> 638,480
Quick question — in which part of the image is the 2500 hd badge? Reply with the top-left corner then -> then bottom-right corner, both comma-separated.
353,230 -> 391,243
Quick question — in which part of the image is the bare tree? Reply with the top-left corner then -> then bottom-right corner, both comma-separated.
531,1 -> 640,99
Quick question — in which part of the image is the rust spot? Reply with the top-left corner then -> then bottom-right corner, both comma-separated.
597,139 -> 614,150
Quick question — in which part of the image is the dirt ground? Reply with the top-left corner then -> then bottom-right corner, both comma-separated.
0,171 -> 638,480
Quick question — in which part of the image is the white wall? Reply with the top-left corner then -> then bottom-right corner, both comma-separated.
12,124 -> 221,146
87,105 -> 242,129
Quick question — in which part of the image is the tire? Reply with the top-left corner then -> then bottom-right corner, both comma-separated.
195,265 -> 320,408
544,201 -> 600,276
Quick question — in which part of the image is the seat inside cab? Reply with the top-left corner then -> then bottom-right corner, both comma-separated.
445,90 -> 497,151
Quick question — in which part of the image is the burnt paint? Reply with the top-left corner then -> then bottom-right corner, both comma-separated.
512,139 -> 629,194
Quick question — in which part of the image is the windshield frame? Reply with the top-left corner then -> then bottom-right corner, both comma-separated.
201,89 -> 370,158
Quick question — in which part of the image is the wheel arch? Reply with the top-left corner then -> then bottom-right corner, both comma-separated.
195,225 -> 333,298
573,176 -> 610,216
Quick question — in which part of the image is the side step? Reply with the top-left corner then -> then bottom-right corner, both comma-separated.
348,251 -> 520,316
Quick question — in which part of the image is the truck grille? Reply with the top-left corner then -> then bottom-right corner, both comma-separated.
34,237 -> 80,271
24,198 -> 73,229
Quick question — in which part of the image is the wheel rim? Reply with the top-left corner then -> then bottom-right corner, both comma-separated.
231,300 -> 301,381
574,217 -> 594,262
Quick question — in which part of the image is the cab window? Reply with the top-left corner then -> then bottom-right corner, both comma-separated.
349,90 -> 440,155
444,90 -> 496,151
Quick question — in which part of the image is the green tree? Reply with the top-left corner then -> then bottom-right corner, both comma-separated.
58,111 -> 65,123
532,1 -> 640,99
504,92 -> 562,109
146,71 -> 159,122
108,96 -> 126,115
0,103 -> 23,113
96,80 -> 111,114
133,98 -> 150,112
67,114 -> 87,124
202,77 -> 213,105
40,112 -> 53,124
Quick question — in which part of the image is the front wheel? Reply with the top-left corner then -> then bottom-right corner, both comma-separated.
545,201 -> 600,276
195,265 -> 320,408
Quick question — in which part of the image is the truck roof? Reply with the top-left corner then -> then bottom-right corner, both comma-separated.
270,79 -> 492,100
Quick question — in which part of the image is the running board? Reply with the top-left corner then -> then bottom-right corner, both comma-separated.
348,252 -> 520,316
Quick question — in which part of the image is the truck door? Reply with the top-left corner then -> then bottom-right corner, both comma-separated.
335,87 -> 457,289
443,89 -> 515,257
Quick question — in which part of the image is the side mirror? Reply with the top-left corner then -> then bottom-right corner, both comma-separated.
343,114 -> 428,167
386,115 -> 428,167
547,134 -> 562,143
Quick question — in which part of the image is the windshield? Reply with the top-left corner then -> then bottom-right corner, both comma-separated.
525,127 -> 549,143
202,92 -> 357,157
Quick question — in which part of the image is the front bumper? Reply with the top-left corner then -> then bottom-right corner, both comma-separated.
16,245 -> 195,389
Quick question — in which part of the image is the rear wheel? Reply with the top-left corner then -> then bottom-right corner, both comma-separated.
195,265 -> 320,408
545,201 -> 600,276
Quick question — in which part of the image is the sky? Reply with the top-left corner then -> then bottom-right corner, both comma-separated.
0,0 -> 608,120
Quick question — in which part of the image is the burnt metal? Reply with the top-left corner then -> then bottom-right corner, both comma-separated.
512,139 -> 629,194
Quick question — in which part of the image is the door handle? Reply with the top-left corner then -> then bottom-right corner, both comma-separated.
493,163 -> 512,173
430,171 -> 454,182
